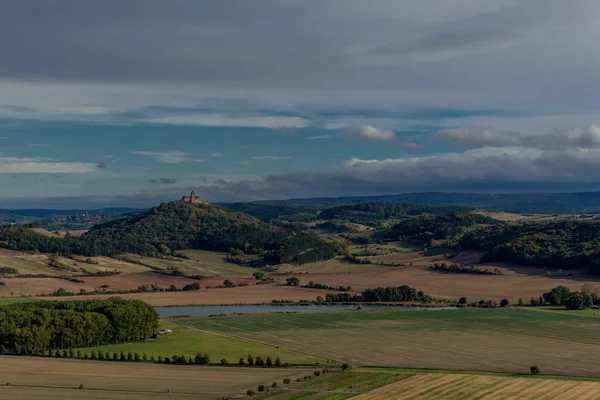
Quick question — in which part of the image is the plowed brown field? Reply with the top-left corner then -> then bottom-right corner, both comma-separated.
0,356 -> 315,399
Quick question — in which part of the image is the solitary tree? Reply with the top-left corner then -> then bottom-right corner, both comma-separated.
283,378 -> 291,385
246,390 -> 255,398
530,365 -> 540,375
247,355 -> 254,366
500,298 -> 509,308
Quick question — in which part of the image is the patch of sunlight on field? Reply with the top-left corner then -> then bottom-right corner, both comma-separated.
79,320 -> 323,365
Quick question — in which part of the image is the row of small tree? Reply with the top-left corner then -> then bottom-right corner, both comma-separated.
28,349 -> 290,367
246,368 -> 334,397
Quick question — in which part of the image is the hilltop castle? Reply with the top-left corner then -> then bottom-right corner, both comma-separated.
181,190 -> 207,204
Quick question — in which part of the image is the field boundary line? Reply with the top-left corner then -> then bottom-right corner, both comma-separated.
172,320 -> 344,364
0,383 -> 204,396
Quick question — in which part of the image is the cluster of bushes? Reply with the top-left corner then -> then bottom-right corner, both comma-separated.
457,297 -> 509,308
79,269 -> 121,277
343,253 -> 372,265
529,285 -> 599,310
0,267 -> 18,275
304,281 -> 351,292
0,298 -> 158,354
430,263 -> 502,275
325,285 -> 432,303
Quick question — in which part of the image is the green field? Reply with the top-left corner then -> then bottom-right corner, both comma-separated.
78,320 -> 324,365
0,297 -> 35,305
176,308 -> 600,376
179,249 -> 260,274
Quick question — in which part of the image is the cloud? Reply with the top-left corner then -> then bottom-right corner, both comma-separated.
187,145 -> 600,201
209,152 -> 225,157
249,156 -> 291,161
0,157 -> 99,174
132,150 -> 190,163
306,134 -> 334,140
273,125 -> 297,134
434,127 -> 523,146
435,125 -> 600,149
150,177 -> 177,185
397,142 -> 423,150
343,125 -> 396,141
140,114 -> 309,129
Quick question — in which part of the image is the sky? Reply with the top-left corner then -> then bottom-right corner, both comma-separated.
2,0 -> 600,208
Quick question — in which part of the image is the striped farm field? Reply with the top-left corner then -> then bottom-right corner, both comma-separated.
351,373 -> 600,400
178,307 -> 600,376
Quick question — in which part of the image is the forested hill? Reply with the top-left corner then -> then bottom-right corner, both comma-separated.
318,202 -> 471,224
225,191 -> 600,214
0,201 -> 338,265
461,219 -> 600,276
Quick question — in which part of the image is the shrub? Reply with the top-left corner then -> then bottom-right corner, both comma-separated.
255,356 -> 265,366
266,356 -> 273,367
253,272 -> 264,280
220,358 -> 228,365
78,384 -> 84,389
239,357 -> 245,366
518,298 -> 524,306
458,297 -> 467,305
76,350 -> 82,359
272,381 -> 277,388
223,280 -> 235,288
142,354 -> 148,361
257,385 -> 265,392
275,356 -> 281,367
530,365 -> 540,375
98,351 -> 104,360
246,390 -> 255,397
134,353 -> 141,362
247,355 -> 254,366
127,352 -> 133,361
314,370 -> 321,377
500,298 -> 509,307
90,351 -> 97,360
113,352 -> 119,361
342,363 -> 351,372
283,378 -> 291,385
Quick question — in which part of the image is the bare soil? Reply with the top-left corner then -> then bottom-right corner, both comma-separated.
0,356 -> 314,399
39,284 -> 331,306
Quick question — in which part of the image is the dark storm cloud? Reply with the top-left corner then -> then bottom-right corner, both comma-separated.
150,177 -> 177,185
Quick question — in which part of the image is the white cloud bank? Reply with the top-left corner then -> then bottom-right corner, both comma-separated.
343,125 -> 397,141
0,157 -> 98,173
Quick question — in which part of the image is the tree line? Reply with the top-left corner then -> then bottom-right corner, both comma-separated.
324,285 -> 432,303
0,298 -> 158,355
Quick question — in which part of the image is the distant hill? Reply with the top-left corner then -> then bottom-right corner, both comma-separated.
225,192 -> 600,215
0,201 -> 337,265
0,208 -> 143,229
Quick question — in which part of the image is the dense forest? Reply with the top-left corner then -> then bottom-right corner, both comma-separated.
461,220 -> 600,276
318,202 -> 471,225
0,201 -> 338,265
223,203 -> 319,223
386,213 -> 496,244
0,298 -> 158,354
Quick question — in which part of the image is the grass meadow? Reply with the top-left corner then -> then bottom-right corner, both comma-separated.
78,320 -> 324,366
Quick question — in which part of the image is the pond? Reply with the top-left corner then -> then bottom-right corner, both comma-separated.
155,304 -> 456,318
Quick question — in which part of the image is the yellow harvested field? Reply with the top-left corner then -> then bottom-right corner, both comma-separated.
42,284 -> 330,306
0,356 -> 315,400
352,373 -> 600,400
301,265 -> 598,302
236,326 -> 600,377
